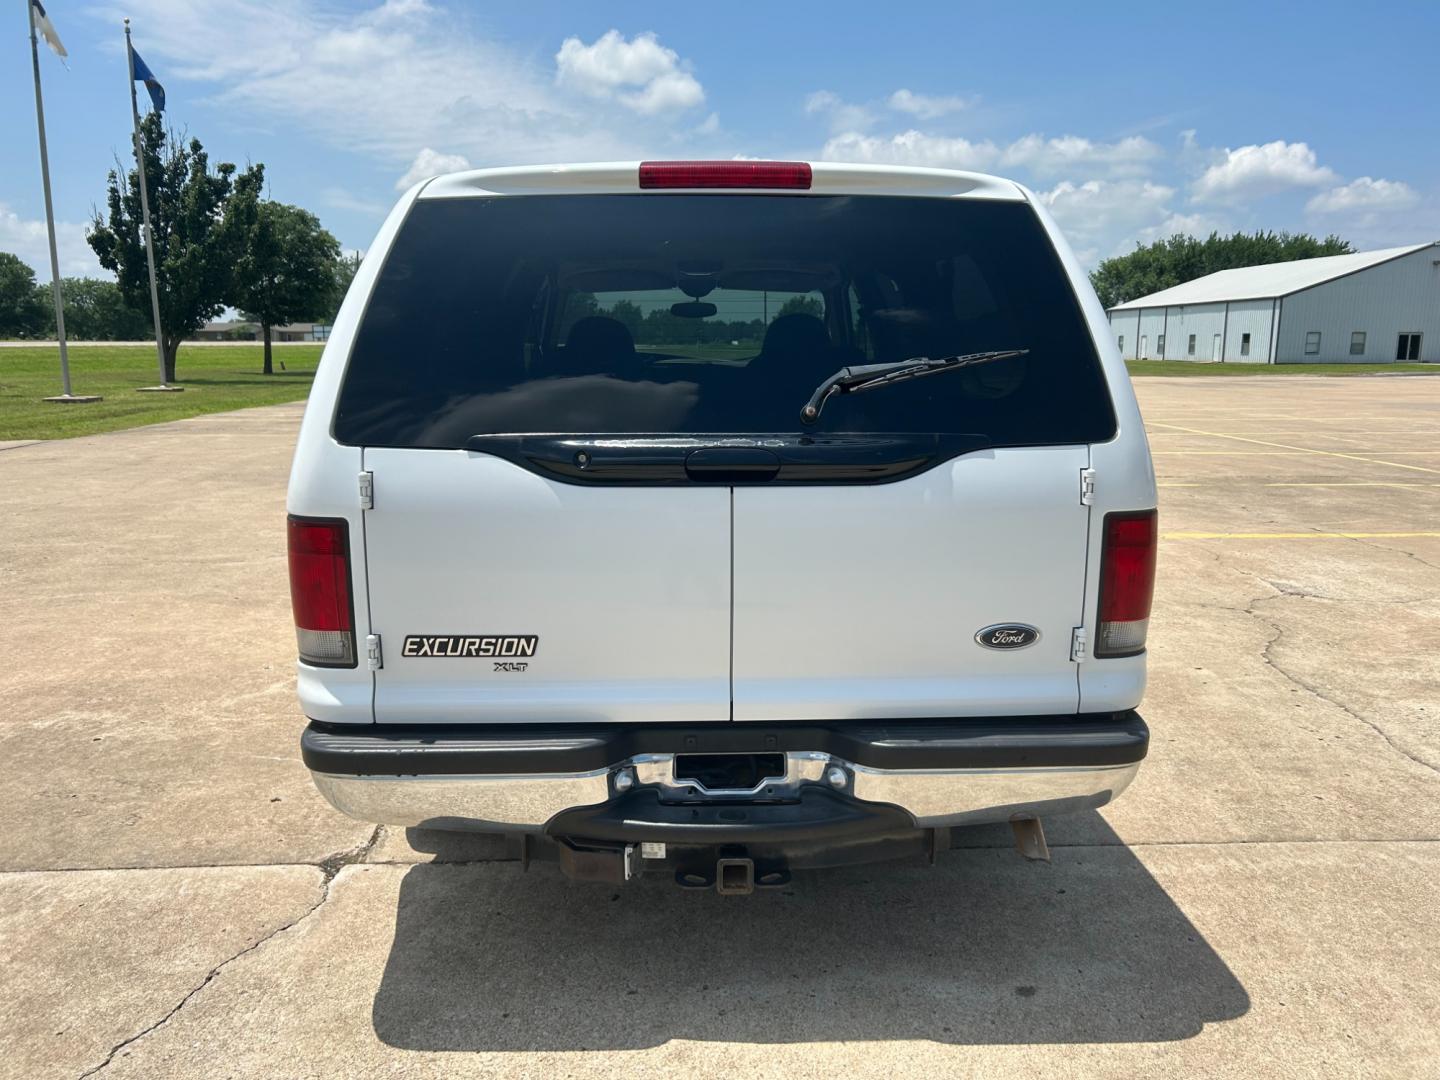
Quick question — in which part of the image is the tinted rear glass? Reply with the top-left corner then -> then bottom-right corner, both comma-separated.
335,195 -> 1115,448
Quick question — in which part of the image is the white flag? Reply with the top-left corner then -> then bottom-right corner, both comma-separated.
31,0 -> 67,59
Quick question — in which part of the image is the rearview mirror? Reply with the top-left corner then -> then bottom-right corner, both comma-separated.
671,301 -> 717,319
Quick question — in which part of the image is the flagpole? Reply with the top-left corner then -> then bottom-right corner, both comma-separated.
125,19 -> 175,391
29,0 -> 94,403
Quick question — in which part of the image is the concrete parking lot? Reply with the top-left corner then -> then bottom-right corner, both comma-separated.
2,376 -> 1438,1078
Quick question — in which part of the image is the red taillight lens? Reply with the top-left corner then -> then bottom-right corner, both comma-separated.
287,516 -> 355,667
639,160 -> 812,190
1096,510 -> 1157,658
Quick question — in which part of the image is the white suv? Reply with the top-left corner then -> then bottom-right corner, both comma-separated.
289,160 -> 1157,892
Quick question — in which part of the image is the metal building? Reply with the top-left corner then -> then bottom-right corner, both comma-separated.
1107,242 -> 1439,363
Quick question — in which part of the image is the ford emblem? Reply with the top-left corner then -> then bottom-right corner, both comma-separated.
975,624 -> 1040,650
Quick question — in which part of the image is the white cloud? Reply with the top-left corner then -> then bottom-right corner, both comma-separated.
1192,140 -> 1337,203
1305,177 -> 1419,215
821,130 -> 1000,171
0,202 -> 104,278
696,112 -> 721,136
804,90 -> 840,113
91,3 -> 700,174
1039,180 -> 1178,266
804,90 -> 877,134
887,89 -> 971,119
395,148 -> 472,190
321,188 -> 388,215
820,129 -> 1161,181
1000,134 -> 1160,177
1135,211 -> 1230,245
555,30 -> 704,114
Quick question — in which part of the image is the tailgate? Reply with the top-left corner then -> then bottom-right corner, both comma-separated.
733,446 -> 1089,720
364,448 -> 731,724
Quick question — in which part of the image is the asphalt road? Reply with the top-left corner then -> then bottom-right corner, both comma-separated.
2,377 -> 1438,1078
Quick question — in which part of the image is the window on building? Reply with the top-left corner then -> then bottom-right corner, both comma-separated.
1187,333 -> 1196,356
1305,332 -> 1322,356
1157,334 -> 1165,356
1240,332 -> 1251,357
1118,335 -> 1125,352
1350,331 -> 1366,356
1397,333 -> 1422,361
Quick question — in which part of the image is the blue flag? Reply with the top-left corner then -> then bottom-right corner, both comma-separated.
130,46 -> 165,112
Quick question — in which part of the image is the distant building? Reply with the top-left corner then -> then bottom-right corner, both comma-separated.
1107,242 -> 1438,363
192,320 -> 332,343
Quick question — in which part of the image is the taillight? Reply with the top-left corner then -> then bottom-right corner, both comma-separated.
1096,510 -> 1157,658
287,516 -> 356,667
639,160 -> 813,189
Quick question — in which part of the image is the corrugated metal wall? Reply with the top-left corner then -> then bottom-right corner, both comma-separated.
1107,244 -> 1439,364
1276,247 -> 1440,362
1159,303 -> 1228,361
1221,300 -> 1276,363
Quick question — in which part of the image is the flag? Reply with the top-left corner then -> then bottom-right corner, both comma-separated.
31,0 -> 67,58
130,45 -> 166,112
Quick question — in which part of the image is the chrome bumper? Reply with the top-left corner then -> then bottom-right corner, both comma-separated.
310,754 -> 1140,834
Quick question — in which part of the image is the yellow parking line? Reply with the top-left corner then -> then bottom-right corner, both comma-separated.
1162,531 -> 1440,540
1147,422 -> 1440,475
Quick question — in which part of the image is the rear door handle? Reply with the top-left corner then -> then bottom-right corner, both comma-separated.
684,447 -> 781,483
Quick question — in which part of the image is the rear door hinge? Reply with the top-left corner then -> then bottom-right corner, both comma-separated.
366,633 -> 383,671
1070,626 -> 1088,663
358,471 -> 374,510
1080,467 -> 1096,506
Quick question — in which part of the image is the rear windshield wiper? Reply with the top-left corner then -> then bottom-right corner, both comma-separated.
800,349 -> 1030,424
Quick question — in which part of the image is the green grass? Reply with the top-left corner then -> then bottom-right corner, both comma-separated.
8,342 -> 1435,441
1127,359 -> 1440,377
637,342 -> 758,362
0,344 -> 323,440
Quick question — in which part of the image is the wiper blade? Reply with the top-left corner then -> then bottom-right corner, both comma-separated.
800,349 -> 1029,424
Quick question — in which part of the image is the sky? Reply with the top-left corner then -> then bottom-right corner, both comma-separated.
4,0 -> 1438,280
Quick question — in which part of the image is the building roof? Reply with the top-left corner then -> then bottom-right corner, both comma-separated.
1109,242 -> 1436,310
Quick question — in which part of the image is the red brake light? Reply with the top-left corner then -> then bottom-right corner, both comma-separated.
639,160 -> 812,190
1096,510 -> 1157,658
287,516 -> 356,667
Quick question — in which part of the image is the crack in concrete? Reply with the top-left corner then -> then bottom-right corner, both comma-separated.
1191,546 -> 1437,778
74,826 -> 382,1078
1214,558 -> 1440,780
1346,533 -> 1440,574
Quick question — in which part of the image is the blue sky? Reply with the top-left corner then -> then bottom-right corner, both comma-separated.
5,0 -> 1437,278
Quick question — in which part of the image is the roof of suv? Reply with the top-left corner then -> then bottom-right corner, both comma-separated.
416,161 -> 1030,201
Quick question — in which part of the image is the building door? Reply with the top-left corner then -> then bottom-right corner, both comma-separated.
1397,333 -> 1422,361
1140,334 -> 1148,359
1212,334 -> 1222,362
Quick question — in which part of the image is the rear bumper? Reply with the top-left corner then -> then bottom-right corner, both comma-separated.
304,713 -> 1146,840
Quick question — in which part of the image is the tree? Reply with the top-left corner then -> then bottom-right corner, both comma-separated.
1090,231 -> 1353,309
776,294 -> 823,320
51,278 -> 152,340
87,115 -> 263,381
605,298 -> 644,340
327,250 -> 363,321
232,201 -> 342,374
0,253 -> 48,339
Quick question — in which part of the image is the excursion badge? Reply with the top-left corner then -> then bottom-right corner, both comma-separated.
402,635 -> 538,658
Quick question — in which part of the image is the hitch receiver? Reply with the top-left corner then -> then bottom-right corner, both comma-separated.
716,857 -> 755,896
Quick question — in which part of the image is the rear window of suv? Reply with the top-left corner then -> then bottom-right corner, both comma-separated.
334,194 -> 1116,448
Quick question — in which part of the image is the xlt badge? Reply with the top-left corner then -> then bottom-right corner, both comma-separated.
402,635 -> 538,658
975,624 -> 1040,650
